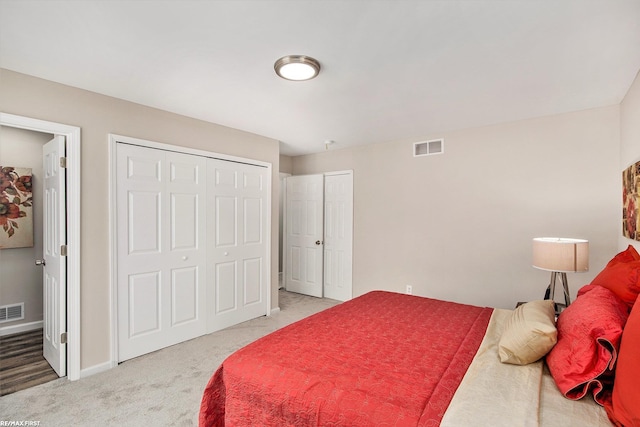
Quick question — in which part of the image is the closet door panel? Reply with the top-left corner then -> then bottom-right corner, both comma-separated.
243,197 -> 262,245
207,159 -> 269,332
128,271 -> 161,337
215,196 -> 237,247
171,267 -> 198,326
170,193 -> 199,250
117,143 -> 206,362
215,261 -> 237,313
244,257 -> 262,305
128,191 -> 161,254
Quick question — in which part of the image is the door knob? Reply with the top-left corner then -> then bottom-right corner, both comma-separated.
315,240 -> 323,245
35,259 -> 46,266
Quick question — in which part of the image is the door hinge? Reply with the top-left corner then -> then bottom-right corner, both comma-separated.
60,245 -> 68,256
60,157 -> 67,168
61,332 -> 67,344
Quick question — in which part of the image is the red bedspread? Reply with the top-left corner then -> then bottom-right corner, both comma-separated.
199,291 -> 493,426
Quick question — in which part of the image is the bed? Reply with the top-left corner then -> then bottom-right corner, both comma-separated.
199,247 -> 640,426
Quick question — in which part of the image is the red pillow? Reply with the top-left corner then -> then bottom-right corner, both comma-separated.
606,245 -> 640,267
546,286 -> 629,405
577,283 -> 599,298
606,300 -> 640,426
590,261 -> 640,310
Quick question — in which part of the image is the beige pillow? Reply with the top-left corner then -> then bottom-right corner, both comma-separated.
498,300 -> 557,365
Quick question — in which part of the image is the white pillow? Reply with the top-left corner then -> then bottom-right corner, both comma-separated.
498,300 -> 557,365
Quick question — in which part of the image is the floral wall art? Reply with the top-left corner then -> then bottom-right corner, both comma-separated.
623,161 -> 640,241
0,166 -> 34,249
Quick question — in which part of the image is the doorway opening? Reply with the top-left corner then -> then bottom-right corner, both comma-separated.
0,113 -> 81,388
0,126 -> 54,395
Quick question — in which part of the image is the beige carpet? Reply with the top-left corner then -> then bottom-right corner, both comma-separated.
0,290 -> 339,426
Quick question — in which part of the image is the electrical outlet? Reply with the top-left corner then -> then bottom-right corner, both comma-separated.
406,285 -> 412,295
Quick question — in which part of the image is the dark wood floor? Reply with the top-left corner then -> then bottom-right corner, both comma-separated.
0,329 -> 59,396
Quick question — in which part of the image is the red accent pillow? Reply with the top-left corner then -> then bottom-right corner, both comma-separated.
606,300 -> 640,426
590,260 -> 640,310
577,283 -> 598,298
546,286 -> 629,405
606,245 -> 640,267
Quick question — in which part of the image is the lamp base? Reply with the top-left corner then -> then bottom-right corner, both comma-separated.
543,271 -> 571,308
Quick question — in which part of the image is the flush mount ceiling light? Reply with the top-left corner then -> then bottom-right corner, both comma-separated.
274,55 -> 321,81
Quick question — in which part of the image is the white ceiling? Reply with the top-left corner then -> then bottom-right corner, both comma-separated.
1,1 -> 639,156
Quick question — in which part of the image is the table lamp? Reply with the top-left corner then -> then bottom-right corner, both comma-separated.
532,237 -> 589,307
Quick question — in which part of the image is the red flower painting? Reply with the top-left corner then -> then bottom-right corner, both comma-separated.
0,166 -> 33,248
622,163 -> 640,241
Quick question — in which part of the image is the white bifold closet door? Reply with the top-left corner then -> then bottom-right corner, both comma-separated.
116,143 -> 269,362
116,144 -> 207,361
206,160 -> 269,331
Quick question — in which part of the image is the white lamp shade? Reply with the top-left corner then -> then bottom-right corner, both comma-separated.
532,237 -> 589,272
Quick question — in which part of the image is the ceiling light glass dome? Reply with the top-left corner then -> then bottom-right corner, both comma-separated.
274,55 -> 321,81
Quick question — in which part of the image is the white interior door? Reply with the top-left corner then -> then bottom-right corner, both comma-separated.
323,173 -> 353,302
42,135 -> 66,377
207,159 -> 269,331
285,174 -> 324,297
116,143 -> 207,362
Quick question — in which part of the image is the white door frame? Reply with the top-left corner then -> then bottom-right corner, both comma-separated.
279,172 -> 291,287
0,112 -> 81,381
108,134 -> 272,365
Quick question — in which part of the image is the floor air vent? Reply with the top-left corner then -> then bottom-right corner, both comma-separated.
414,139 -> 444,157
0,303 -> 24,323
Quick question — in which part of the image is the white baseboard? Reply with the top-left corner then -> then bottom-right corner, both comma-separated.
0,320 -> 43,337
270,307 -> 281,316
80,360 -> 116,379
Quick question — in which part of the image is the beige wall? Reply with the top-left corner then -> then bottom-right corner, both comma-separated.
292,106 -> 621,309
0,126 -> 52,327
0,69 -> 280,371
620,70 -> 640,252
279,154 -> 293,174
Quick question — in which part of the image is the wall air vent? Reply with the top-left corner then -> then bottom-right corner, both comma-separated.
0,303 -> 24,323
414,139 -> 444,157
